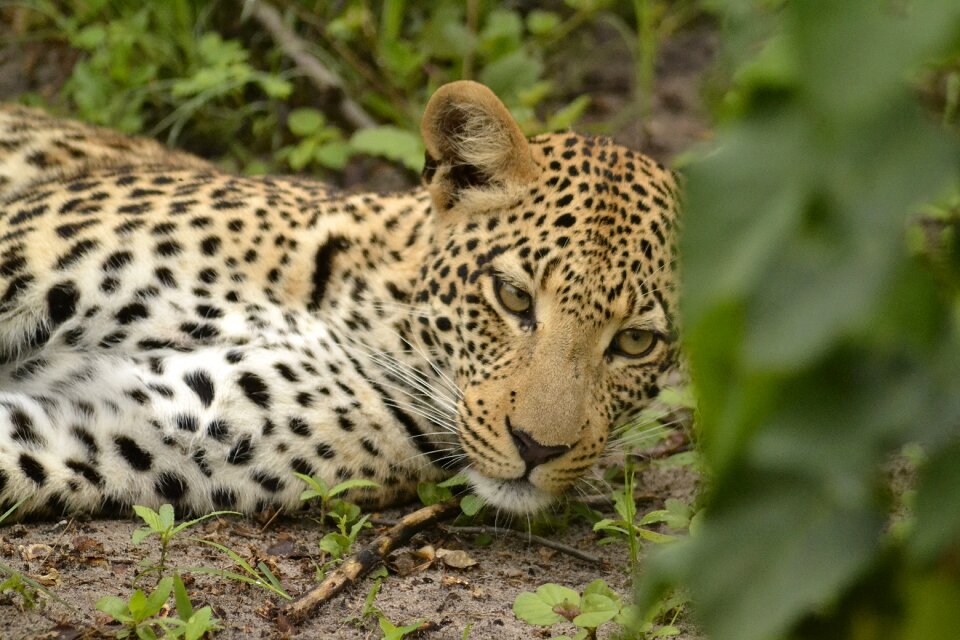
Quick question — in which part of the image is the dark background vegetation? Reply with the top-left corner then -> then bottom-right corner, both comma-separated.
0,1 -> 959,639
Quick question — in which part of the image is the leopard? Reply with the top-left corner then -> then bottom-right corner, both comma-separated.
0,81 -> 680,520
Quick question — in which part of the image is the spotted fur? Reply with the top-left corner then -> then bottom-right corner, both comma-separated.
0,82 -> 679,518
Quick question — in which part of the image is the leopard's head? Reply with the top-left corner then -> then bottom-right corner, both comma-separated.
414,81 -> 680,512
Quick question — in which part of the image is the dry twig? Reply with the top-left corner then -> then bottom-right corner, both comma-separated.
246,0 -> 377,129
279,500 -> 461,625
441,524 -> 602,565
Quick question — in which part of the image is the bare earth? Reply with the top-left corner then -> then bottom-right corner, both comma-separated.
0,19 -> 715,640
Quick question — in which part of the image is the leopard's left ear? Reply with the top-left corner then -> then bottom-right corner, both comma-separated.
421,81 -> 537,210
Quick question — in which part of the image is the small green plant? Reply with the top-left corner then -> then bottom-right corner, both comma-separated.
187,539 -> 291,600
96,574 -> 221,639
318,513 -> 372,564
357,567 -> 424,639
279,108 -> 351,172
0,572 -> 40,611
378,615 -> 424,640
0,499 -> 73,613
279,108 -> 425,174
417,474 -> 484,516
513,579 -> 637,640
593,462 -> 644,576
132,504 -> 239,579
595,496 -> 694,545
295,473 -> 380,523
0,500 -> 37,611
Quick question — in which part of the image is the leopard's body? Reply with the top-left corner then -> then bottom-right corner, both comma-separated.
0,82 -> 679,519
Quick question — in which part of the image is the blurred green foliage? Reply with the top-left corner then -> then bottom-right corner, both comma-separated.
643,2 -> 960,639
8,0 -> 698,176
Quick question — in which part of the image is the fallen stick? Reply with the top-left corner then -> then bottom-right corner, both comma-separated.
280,499 -> 461,624
441,525 -> 602,565
247,0 -> 377,130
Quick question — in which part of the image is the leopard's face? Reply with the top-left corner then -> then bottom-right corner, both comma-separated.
416,83 -> 680,512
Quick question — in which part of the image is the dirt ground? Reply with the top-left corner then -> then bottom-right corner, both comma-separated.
0,462 -> 698,640
0,17 -> 716,640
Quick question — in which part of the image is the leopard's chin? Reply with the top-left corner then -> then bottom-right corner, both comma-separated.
465,470 -> 556,514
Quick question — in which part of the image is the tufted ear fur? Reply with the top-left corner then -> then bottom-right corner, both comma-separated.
421,81 -> 537,210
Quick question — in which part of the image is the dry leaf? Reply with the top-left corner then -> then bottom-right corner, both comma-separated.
414,545 -> 436,562
71,536 -> 104,555
435,548 -> 477,569
387,546 -> 435,576
19,543 -> 53,561
441,575 -> 470,587
36,567 -> 61,587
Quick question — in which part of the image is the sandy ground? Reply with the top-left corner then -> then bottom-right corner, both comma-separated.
0,462 -> 698,639
0,15 -> 716,640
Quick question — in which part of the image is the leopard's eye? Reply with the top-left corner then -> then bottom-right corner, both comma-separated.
611,328 -> 657,358
495,279 -> 533,316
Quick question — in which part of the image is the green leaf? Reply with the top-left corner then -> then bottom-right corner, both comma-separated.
71,25 -> 107,50
293,472 -> 328,494
0,498 -> 25,524
535,583 -> 580,608
319,532 -> 349,558
636,528 -> 678,544
144,577 -> 173,617
185,566 -> 291,600
171,510 -> 240,537
191,539 -> 255,575
96,595 -> 131,621
184,607 -> 219,640
158,504 -> 175,531
349,126 -> 424,172
379,615 -> 422,640
417,482 -> 453,506
526,10 -> 561,36
513,591 -> 566,626
614,603 -> 643,627
437,474 -> 469,489
572,593 -> 619,628
592,519 -> 628,536
582,579 -> 620,606
133,505 -> 163,533
639,500 -> 690,530
256,75 -> 292,99
172,574 -> 193,621
256,562 -> 284,591
288,108 -> 325,137
478,9 -> 523,58
132,527 -> 156,545
479,49 -> 544,101
459,494 -> 484,516
379,40 -> 424,80
135,626 -> 158,640
327,478 -> 381,499
288,139 -> 317,171
545,96 -> 590,131
127,589 -> 148,619
314,141 -> 351,170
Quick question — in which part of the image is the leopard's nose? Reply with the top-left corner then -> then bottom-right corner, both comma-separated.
508,421 -> 569,470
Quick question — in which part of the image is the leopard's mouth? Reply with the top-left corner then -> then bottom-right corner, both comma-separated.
464,469 -> 555,514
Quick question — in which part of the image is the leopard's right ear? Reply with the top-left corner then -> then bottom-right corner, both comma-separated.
421,81 -> 537,210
